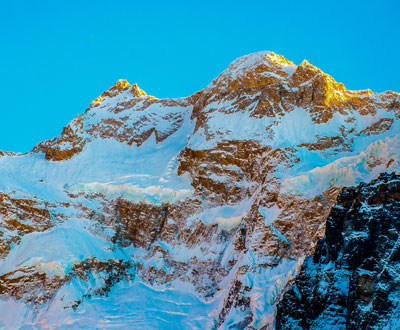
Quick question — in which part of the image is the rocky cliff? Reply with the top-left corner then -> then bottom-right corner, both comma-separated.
0,51 -> 399,329
276,172 -> 400,330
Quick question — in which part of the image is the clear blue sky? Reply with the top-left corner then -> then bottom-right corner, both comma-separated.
1,0 -> 399,152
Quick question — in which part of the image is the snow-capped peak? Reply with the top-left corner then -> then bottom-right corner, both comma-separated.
90,79 -> 150,108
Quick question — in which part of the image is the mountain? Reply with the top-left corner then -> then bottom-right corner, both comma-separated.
0,51 -> 399,329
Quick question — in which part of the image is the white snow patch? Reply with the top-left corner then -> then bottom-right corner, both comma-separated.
215,212 -> 247,231
259,206 -> 290,246
19,257 -> 65,276
68,182 -> 193,205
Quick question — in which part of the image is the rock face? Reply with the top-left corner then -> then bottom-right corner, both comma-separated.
0,51 -> 399,329
276,172 -> 400,330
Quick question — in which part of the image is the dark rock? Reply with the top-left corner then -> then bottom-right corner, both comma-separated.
276,172 -> 400,330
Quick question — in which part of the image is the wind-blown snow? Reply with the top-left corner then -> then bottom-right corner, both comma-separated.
0,280 -> 218,330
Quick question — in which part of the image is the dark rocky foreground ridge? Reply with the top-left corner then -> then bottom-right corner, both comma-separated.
276,172 -> 400,330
